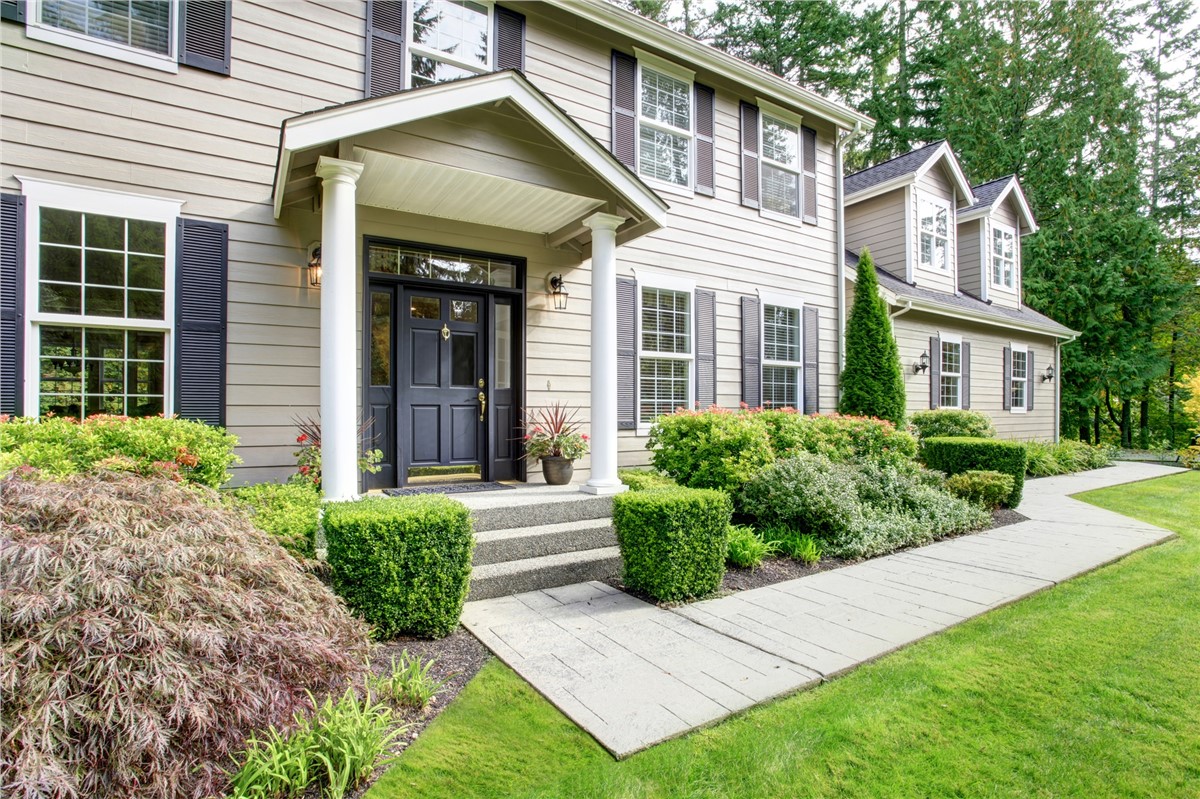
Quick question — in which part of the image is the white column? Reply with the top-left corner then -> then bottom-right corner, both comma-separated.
581,212 -> 627,495
315,156 -> 365,502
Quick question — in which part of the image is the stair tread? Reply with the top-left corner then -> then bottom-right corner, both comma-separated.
471,546 -> 621,579
475,518 -> 613,542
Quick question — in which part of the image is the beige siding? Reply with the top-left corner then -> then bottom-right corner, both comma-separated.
845,189 -> 908,281
911,164 -> 957,294
957,218 -> 983,298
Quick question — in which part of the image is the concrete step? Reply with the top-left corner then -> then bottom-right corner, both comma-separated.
474,519 -> 616,566
470,494 -> 614,533
468,546 -> 623,601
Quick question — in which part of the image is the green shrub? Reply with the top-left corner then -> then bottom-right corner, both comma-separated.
324,496 -> 473,639
726,524 -> 776,568
0,414 -> 239,488
613,487 -> 732,601
618,469 -> 678,492
839,248 -> 907,425
230,482 -> 322,559
1023,440 -> 1061,477
758,410 -> 917,467
647,409 -> 774,493
908,409 -> 996,440
920,436 -> 1028,507
1024,439 -> 1115,477
944,470 -> 1016,510
761,526 -> 823,564
0,473 -> 369,799
853,461 -> 990,538
740,453 -> 865,541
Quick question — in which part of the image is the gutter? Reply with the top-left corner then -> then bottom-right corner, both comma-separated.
836,122 -> 866,381
898,295 -> 1077,340
889,299 -> 914,322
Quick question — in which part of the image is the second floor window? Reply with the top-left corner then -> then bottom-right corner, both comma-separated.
991,224 -> 1016,289
40,0 -> 171,55
761,115 -> 801,218
919,198 -> 950,271
410,0 -> 491,88
639,67 -> 692,188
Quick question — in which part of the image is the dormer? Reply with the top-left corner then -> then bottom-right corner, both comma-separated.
956,176 -> 1038,311
843,141 -> 975,295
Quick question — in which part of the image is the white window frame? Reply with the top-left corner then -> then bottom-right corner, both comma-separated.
26,0 -> 178,73
757,100 -> 805,225
938,332 -> 963,410
990,222 -> 1017,290
633,49 -> 695,196
1010,342 -> 1029,414
405,0 -> 494,89
636,272 -> 695,433
18,177 -> 183,417
759,291 -> 804,410
918,195 -> 952,272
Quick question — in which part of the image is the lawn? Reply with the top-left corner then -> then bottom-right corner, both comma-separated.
369,472 -> 1200,799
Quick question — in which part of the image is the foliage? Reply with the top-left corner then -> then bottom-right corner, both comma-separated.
726,524 -> 776,569
324,496 -> 473,639
368,651 -> 453,710
290,416 -> 383,490
1024,440 -> 1116,477
838,249 -> 907,426
740,453 -> 864,542
758,409 -> 918,467
520,403 -> 590,462
229,481 -> 322,559
619,469 -> 678,492
945,470 -> 1017,510
852,461 -> 990,540
612,487 -> 732,601
920,437 -> 1028,508
908,409 -> 996,440
761,526 -> 823,565
229,687 -> 403,799
0,473 -> 369,799
647,408 -> 775,493
0,413 -> 239,488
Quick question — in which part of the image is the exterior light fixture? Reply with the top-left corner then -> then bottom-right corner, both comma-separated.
306,242 -> 322,287
1042,364 -> 1055,383
547,273 -> 569,310
913,350 -> 930,374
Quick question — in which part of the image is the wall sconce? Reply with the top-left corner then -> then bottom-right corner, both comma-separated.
1042,364 -> 1055,383
546,273 -> 569,310
306,242 -> 322,287
913,350 -> 930,374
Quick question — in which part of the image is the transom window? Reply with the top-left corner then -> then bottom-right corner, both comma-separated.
919,198 -> 951,271
762,303 -> 801,408
940,339 -> 962,409
409,0 -> 491,88
638,66 -> 692,187
991,224 -> 1016,288
639,286 -> 692,423
39,0 -> 171,55
1011,348 -> 1028,410
761,115 -> 801,218
367,243 -> 517,288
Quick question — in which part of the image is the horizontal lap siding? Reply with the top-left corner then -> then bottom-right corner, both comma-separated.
845,189 -> 908,281
912,165 -> 956,294
957,219 -> 983,298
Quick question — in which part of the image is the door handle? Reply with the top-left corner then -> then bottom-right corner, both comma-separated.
478,391 -> 487,422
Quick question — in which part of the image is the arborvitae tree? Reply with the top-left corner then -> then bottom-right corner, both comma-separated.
839,249 -> 906,425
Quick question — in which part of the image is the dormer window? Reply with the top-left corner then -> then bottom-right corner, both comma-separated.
991,224 -> 1016,289
919,197 -> 950,271
409,0 -> 492,88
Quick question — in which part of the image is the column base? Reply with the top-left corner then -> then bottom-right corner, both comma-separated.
580,481 -> 629,496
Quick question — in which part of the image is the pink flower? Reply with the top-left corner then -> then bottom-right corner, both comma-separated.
581,434 -> 589,441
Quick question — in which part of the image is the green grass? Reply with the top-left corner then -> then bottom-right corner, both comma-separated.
369,472 -> 1200,799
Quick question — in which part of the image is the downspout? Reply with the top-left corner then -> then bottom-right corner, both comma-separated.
889,299 -> 914,322
835,122 -> 866,390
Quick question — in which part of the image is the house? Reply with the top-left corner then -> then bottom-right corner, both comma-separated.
843,141 -> 1076,440
0,0 -> 874,498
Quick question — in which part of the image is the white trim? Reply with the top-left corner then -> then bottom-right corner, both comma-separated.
632,270 -> 694,294
633,47 -> 695,81
26,0 -> 178,73
1009,342 -> 1030,413
758,110 -> 802,221
635,59 -> 694,193
979,221 -> 989,302
844,173 -> 913,205
989,221 -> 1018,291
755,97 -> 804,128
913,142 -> 976,203
759,292 -> 806,410
937,334 -> 963,410
957,178 -> 1039,234
903,184 -> 914,283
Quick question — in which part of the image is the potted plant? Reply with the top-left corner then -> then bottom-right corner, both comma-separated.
521,403 -> 589,485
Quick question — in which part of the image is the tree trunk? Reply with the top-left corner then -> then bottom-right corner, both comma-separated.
1139,388 -> 1150,450
1120,400 -> 1132,448
1168,331 -> 1177,447
1094,406 -> 1101,445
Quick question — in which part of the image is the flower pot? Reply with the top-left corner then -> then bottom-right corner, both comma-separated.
541,456 -> 574,485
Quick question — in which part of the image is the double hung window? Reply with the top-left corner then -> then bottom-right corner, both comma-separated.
638,65 -> 692,188
991,224 -> 1016,288
639,285 -> 692,424
30,0 -> 176,70
1010,346 -> 1028,411
919,198 -> 950,271
409,0 -> 492,88
762,302 -> 801,408
939,337 -> 962,409
760,115 -> 801,218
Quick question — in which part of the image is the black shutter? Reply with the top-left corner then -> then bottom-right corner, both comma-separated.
801,126 -> 818,223
617,277 -> 637,429
1,194 -> 24,416
175,219 -> 228,427
740,102 -> 760,208
929,335 -> 940,409
1028,349 -> 1035,410
741,296 -> 761,408
178,1 -> 231,75
611,51 -> 637,170
803,306 -> 819,414
494,5 -> 525,72
366,0 -> 405,98
1002,346 -> 1012,411
694,83 -> 715,197
1,0 -> 25,23
694,289 -> 716,408
961,341 -> 971,410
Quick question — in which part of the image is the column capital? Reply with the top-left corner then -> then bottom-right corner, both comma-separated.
583,211 -> 626,232
316,156 -> 365,185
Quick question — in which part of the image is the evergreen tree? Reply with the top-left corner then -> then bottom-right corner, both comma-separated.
839,249 -> 906,425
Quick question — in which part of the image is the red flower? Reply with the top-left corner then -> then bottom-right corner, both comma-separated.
297,433 -> 309,444
299,465 -> 310,475
581,434 -> 589,441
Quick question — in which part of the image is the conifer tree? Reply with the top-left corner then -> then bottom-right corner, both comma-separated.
839,249 -> 906,425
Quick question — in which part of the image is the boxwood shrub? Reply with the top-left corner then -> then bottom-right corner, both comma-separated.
324,496 -> 473,639
613,487 -> 732,601
908,409 -> 995,440
944,470 -> 1015,510
921,436 -> 1028,507
618,468 -> 678,492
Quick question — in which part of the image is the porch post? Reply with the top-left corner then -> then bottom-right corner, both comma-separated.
582,212 -> 627,495
315,156 -> 365,501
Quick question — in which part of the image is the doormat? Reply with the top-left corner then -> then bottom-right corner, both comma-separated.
383,482 -> 516,497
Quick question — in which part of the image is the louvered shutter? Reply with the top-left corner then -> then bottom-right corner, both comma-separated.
617,277 -> 637,429
803,306 -> 819,414
741,296 -> 761,408
494,5 -> 525,72
175,219 -> 228,427
178,1 -> 231,75
694,83 -> 715,197
801,126 -> 818,223
1,0 -> 25,23
366,0 -> 405,98
1028,350 -> 1035,410
740,102 -> 760,208
1,194 -> 24,415
929,335 -> 940,409
611,51 -> 637,170
961,341 -> 971,410
694,289 -> 716,408
1002,346 -> 1012,411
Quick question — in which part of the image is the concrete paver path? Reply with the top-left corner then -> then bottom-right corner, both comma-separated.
461,462 -> 1182,757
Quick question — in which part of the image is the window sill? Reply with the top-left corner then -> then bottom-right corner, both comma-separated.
27,24 -> 178,73
1009,407 -> 1028,414
759,208 -> 809,228
641,177 -> 694,199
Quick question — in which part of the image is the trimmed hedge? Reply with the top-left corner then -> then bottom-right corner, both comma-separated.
908,409 -> 995,440
229,482 -> 322,559
613,487 -> 732,601
618,469 -> 678,492
921,436 -> 1028,507
324,496 -> 473,639
944,470 -> 1015,510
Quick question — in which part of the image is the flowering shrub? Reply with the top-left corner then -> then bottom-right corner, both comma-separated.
290,416 -> 383,489
521,403 -> 590,462
908,409 -> 996,440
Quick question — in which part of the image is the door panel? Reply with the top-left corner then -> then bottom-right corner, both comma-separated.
365,287 -> 395,490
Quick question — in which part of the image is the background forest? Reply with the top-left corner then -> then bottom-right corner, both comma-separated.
624,0 -> 1200,451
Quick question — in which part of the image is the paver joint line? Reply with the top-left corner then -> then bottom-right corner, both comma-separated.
460,462 -> 1183,759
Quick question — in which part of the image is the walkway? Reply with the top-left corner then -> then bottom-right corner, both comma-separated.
461,462 -> 1182,758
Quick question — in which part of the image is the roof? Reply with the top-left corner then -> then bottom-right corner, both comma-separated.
843,141 -> 945,196
962,176 -> 1011,214
958,174 -> 1039,234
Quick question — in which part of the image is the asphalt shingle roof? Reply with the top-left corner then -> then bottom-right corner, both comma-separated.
843,141 -> 945,196
962,175 -> 1014,214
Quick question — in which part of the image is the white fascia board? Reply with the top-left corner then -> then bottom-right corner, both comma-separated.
541,0 -> 873,131
901,296 -> 1076,339
914,143 -> 976,204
